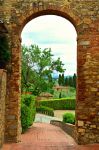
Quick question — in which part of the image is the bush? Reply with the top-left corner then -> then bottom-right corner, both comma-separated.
36,105 -> 54,116
21,94 -> 36,133
38,99 -> 75,110
0,35 -> 10,69
63,113 -> 75,124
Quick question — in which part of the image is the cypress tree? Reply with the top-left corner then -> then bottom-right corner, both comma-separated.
65,77 -> 69,86
68,76 -> 73,87
58,74 -> 61,85
61,73 -> 64,86
73,73 -> 76,88
59,92 -> 62,98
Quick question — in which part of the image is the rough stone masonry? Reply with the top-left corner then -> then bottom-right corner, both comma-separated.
0,0 -> 99,147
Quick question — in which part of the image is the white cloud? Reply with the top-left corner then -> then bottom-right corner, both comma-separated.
21,15 -> 77,75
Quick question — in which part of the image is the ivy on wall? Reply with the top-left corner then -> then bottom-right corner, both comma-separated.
0,35 -> 10,69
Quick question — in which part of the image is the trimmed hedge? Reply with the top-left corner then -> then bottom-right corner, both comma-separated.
36,105 -> 54,116
21,94 -> 36,133
63,112 -> 75,124
38,99 -> 75,110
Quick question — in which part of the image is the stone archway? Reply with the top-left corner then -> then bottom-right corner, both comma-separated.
1,0 -> 99,146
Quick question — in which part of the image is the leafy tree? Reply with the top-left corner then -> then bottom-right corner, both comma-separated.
21,45 -> 65,95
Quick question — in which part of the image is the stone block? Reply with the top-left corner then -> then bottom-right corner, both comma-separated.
6,115 -> 16,120
90,125 -> 96,128
78,121 -> 84,126
91,88 -> 98,92
78,128 -> 85,133
79,41 -> 90,46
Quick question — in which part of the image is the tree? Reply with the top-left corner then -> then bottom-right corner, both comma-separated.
73,73 -> 76,88
68,76 -> 73,87
58,74 -> 61,85
59,92 -> 62,99
21,45 -> 65,95
58,74 -> 65,86
61,74 -> 65,86
65,77 -> 69,86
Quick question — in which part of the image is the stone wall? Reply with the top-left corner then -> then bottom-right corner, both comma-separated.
0,70 -> 6,148
50,120 -> 75,138
0,0 -> 99,145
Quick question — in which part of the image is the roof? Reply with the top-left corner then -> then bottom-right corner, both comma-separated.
40,92 -> 53,97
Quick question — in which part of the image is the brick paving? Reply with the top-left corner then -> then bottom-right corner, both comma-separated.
3,123 -> 99,150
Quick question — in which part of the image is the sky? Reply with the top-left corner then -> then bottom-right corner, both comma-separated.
21,15 -> 77,76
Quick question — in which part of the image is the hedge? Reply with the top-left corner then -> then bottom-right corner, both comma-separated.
21,94 -> 36,133
63,112 -> 75,124
38,99 -> 75,110
36,105 -> 54,116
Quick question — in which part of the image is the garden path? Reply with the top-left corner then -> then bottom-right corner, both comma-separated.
3,123 -> 99,150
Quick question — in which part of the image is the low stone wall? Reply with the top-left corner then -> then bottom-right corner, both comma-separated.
0,70 -> 6,149
50,120 -> 75,138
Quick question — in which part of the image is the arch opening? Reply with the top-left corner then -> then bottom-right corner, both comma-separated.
21,14 -> 77,133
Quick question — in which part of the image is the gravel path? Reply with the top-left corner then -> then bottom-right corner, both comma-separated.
34,113 -> 62,123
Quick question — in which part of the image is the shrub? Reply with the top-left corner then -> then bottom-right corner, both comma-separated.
63,113 -> 75,124
21,94 -> 36,133
38,99 -> 75,110
36,105 -> 54,117
0,35 -> 10,69
21,104 -> 30,132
